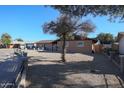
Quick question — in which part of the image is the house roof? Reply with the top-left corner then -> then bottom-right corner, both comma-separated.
35,40 -> 54,44
82,37 -> 98,43
53,37 -> 98,43
36,37 -> 98,44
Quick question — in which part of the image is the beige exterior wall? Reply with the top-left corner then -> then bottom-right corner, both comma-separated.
36,43 -> 57,51
36,43 -> 43,47
57,40 -> 92,53
36,43 -> 52,50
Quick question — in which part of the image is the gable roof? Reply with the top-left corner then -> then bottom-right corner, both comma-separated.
35,40 -> 54,44
53,37 -> 98,43
35,37 -> 98,44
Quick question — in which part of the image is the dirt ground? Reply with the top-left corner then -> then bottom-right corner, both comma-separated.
26,50 -> 124,88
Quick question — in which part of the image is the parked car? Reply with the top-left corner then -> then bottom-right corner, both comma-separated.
20,44 -> 25,49
37,47 -> 46,52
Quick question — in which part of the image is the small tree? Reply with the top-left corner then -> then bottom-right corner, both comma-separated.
96,33 -> 114,44
43,14 -> 96,62
1,33 -> 12,48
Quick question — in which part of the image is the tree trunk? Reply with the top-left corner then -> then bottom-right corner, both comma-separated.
61,34 -> 66,62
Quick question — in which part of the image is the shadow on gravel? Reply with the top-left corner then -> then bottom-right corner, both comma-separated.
26,53 -> 124,88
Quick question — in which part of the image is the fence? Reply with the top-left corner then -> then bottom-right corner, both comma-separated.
109,51 -> 124,73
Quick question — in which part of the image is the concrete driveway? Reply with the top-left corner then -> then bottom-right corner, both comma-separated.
26,50 -> 124,88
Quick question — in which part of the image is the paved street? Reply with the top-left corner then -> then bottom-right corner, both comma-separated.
0,49 -> 14,62
0,49 -> 25,88
26,50 -> 124,88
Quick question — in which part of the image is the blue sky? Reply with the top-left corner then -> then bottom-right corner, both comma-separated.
0,5 -> 124,42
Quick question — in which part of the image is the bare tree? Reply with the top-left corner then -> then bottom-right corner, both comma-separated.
43,14 -> 96,62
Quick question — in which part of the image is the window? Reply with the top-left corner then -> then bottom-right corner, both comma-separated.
77,41 -> 84,47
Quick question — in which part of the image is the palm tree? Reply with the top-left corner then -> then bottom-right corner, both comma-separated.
43,14 -> 96,62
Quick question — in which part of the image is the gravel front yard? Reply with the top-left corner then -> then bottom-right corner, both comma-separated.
26,50 -> 124,88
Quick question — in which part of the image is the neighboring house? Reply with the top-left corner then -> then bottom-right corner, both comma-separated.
35,40 -> 57,51
117,32 -> 124,54
10,40 -> 26,48
117,32 -> 124,41
57,40 -> 92,53
111,32 -> 124,54
25,41 -> 35,49
36,38 -> 98,53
